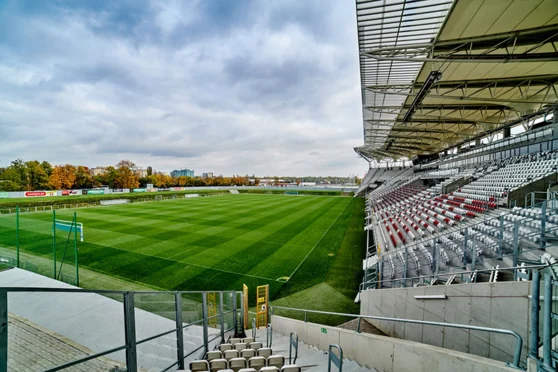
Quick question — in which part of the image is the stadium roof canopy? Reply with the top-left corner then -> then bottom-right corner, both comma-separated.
354,0 -> 558,161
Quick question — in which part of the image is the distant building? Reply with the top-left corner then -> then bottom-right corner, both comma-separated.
171,169 -> 194,178
136,168 -> 148,178
91,167 -> 108,176
202,172 -> 214,178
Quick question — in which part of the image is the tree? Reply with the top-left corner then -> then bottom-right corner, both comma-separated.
154,173 -> 171,187
49,164 -> 77,189
40,161 -> 53,177
26,160 -> 50,190
74,166 -> 94,189
114,160 -> 139,189
147,166 -> 153,176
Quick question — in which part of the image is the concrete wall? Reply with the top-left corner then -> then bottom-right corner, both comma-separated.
271,316 -> 517,372
360,281 -> 531,364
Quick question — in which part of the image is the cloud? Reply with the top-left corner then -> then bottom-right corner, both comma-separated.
0,0 -> 365,176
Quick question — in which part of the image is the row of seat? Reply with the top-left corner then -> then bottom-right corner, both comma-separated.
219,342 -> 263,352
189,355 -> 291,371
187,358 -> 300,371
208,348 -> 270,361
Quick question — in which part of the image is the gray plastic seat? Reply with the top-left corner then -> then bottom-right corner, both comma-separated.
280,366 -> 301,372
189,360 -> 210,372
229,357 -> 248,372
241,349 -> 256,359
267,355 -> 284,369
207,350 -> 222,361
219,343 -> 233,352
248,356 -> 266,371
210,359 -> 228,372
257,348 -> 272,359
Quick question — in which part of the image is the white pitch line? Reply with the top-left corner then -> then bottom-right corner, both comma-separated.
179,261 -> 279,282
286,198 -> 352,282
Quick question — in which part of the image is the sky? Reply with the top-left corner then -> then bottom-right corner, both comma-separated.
0,0 -> 365,177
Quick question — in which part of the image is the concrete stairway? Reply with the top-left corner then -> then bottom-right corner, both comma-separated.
262,330 -> 377,372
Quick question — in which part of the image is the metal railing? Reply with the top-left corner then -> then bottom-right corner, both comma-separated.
270,305 -> 524,369
525,191 -> 558,212
328,344 -> 343,372
289,332 -> 299,364
0,287 -> 240,372
361,263 -> 553,292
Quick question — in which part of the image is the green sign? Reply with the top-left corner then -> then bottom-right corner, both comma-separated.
133,188 -> 146,192
0,192 -> 8,199
321,328 -> 327,334
88,190 -> 105,195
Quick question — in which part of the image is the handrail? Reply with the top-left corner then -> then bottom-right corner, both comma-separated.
369,262 -> 553,289
289,332 -> 299,364
270,305 -> 524,370
266,323 -> 273,348
252,318 -> 256,339
328,344 -> 343,372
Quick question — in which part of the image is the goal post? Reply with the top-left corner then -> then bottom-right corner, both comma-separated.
54,219 -> 84,242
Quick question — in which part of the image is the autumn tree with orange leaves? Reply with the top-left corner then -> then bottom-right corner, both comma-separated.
49,164 -> 77,189
114,160 -> 140,189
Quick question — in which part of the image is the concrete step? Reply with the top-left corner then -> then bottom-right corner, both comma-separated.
254,331 -> 377,372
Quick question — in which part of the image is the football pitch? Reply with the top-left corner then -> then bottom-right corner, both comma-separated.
0,194 -> 364,300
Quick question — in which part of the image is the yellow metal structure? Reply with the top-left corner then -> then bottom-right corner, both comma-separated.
207,292 -> 217,327
256,285 -> 269,329
243,284 -> 248,330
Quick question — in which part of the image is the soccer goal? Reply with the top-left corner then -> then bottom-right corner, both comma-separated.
155,195 -> 163,201
55,219 -> 84,242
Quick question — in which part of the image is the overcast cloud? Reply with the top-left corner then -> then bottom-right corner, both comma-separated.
0,0 -> 365,177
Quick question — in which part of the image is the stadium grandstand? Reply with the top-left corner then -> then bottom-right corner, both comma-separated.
2,1 -> 558,372
356,0 -> 558,371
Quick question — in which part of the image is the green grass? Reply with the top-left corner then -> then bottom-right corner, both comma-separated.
0,194 -> 364,315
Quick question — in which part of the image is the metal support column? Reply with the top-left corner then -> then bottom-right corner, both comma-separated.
366,229 -> 370,255
0,289 -> 7,372
530,271 -> 540,359
463,228 -> 468,269
513,222 -> 519,281
123,292 -> 138,372
431,238 -> 436,272
15,206 -> 19,268
232,290 -> 238,335
471,235 -> 476,270
175,292 -> 185,370
434,239 -> 439,275
541,200 -> 547,249
504,214 -> 508,260
73,212 -> 79,287
219,292 -> 225,343
240,292 -> 247,332
403,246 -> 408,288
52,209 -> 56,279
202,292 -> 209,354
542,274 -> 553,369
